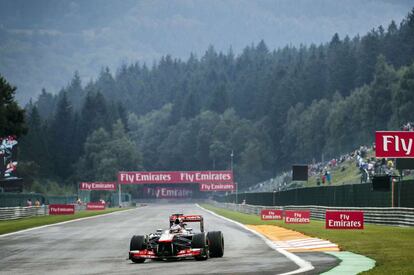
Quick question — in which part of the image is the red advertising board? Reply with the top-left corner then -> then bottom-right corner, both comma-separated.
49,204 -> 75,215
285,210 -> 310,224
326,211 -> 364,229
199,183 -> 235,191
155,187 -> 192,198
118,171 -> 233,184
376,131 -> 414,158
261,209 -> 283,220
144,187 -> 193,198
79,182 -> 117,191
86,202 -> 106,210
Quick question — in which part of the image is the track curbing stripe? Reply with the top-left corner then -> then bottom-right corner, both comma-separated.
321,251 -> 375,274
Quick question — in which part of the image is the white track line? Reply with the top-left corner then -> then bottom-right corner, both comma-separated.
196,204 -> 314,275
0,208 -> 137,238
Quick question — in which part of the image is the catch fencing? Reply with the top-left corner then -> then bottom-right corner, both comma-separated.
0,192 -> 78,207
223,181 -> 414,208
212,201 -> 414,226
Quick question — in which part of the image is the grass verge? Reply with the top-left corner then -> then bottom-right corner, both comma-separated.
201,204 -> 414,275
0,207 -> 131,235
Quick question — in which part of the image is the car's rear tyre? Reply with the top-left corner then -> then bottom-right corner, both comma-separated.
130,235 -> 146,263
207,231 -> 224,257
131,257 -> 145,264
192,233 -> 208,261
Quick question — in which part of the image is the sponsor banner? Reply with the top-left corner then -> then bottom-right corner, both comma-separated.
79,182 -> 117,191
145,187 -> 193,199
199,183 -> 235,191
285,210 -> 310,224
261,209 -> 283,220
49,204 -> 75,215
86,202 -> 106,210
375,131 -> 414,158
326,211 -> 364,229
118,171 -> 233,184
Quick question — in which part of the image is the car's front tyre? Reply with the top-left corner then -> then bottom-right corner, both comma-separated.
130,235 -> 146,263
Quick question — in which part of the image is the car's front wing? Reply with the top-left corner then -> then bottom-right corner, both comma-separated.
129,248 -> 202,260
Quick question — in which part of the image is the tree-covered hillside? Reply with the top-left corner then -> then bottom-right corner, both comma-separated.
16,9 -> 414,191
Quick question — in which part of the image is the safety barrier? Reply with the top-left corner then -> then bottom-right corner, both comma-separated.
212,202 -> 414,227
0,204 -> 87,221
0,206 -> 48,220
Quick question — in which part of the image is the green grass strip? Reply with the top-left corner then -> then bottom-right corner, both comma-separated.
0,208 -> 131,235
201,204 -> 414,275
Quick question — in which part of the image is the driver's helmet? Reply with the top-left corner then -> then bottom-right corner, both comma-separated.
170,217 -> 184,233
174,218 -> 182,225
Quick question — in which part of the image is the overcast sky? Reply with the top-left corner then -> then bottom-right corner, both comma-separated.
0,0 -> 413,102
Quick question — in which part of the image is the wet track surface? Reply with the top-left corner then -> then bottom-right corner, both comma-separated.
0,203 -> 338,274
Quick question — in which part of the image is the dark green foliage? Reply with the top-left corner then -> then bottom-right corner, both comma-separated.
19,107 -> 51,176
75,120 -> 143,182
284,59 -> 414,166
49,92 -> 76,180
0,75 -> 26,137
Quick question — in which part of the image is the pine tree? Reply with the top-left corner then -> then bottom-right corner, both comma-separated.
0,75 -> 26,137
208,85 -> 229,114
50,92 -> 75,180
66,71 -> 84,110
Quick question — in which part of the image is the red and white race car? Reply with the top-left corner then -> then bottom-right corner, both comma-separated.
128,213 -> 224,263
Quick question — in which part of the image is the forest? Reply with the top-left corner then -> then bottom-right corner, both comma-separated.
7,9 -> 414,193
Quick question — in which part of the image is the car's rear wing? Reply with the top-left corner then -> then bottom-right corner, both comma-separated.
169,214 -> 204,232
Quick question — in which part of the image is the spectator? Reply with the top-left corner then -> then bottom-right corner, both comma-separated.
26,199 -> 32,207
326,171 -> 332,184
387,159 -> 394,169
34,199 -> 40,207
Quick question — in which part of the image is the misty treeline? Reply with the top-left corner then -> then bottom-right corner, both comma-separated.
18,10 -> 414,191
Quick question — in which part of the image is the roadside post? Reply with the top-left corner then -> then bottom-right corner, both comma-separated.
118,182 -> 122,207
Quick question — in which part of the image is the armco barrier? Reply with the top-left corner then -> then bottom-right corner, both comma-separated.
0,204 -> 87,220
0,206 -> 48,220
212,202 -> 414,226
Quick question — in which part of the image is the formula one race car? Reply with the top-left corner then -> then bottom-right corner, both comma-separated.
128,213 -> 224,263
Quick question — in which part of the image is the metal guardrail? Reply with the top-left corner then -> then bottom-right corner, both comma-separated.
212,202 -> 414,227
0,205 -> 88,221
0,206 -> 48,220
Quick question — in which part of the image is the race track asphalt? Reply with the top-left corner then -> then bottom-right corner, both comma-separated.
0,203 -> 338,275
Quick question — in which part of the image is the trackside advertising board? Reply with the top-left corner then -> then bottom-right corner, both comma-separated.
49,204 -> 75,215
143,187 -> 193,198
261,209 -> 283,220
86,202 -> 106,210
79,182 -> 117,191
285,210 -> 310,224
326,211 -> 364,229
376,131 -> 414,158
199,183 -> 235,191
118,171 -> 233,184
